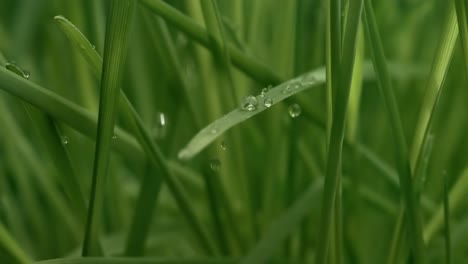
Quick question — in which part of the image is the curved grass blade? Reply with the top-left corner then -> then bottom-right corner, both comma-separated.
178,68 -> 325,160
54,16 -> 102,77
54,14 -> 216,255
363,0 -> 424,262
239,180 -> 322,264
82,0 -> 136,256
0,67 -> 143,161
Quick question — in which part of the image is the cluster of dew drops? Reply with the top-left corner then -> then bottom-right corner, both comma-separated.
211,80 -> 309,171
241,82 -> 302,118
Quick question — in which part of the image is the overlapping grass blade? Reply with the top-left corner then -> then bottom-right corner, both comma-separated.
424,167 -> 468,242
363,0 -> 425,262
82,0 -> 136,256
315,0 -> 363,263
54,14 -> 216,255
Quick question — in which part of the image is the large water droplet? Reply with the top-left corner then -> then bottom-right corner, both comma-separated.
5,62 -> 30,79
241,95 -> 258,111
288,104 -> 302,118
152,112 -> 167,139
263,97 -> 273,108
61,136 -> 69,145
209,159 -> 221,171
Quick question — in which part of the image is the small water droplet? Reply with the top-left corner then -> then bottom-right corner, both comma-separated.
263,97 -> 273,108
152,112 -> 167,139
209,159 -> 221,171
260,85 -> 271,97
92,45 -> 96,50
221,141 -> 227,150
23,70 -> 30,79
210,128 -> 218,134
282,84 -> 292,94
112,134 -> 117,140
241,95 -> 258,111
61,136 -> 69,145
288,104 -> 302,118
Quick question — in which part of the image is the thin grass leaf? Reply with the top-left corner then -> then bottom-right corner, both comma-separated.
380,3 -> 458,262
363,0 -> 426,262
0,224 -> 30,264
455,0 -> 468,75
424,167 -> 468,242
239,180 -> 322,264
315,0 -> 363,263
53,14 -> 216,255
82,0 -> 136,256
409,3 -> 458,165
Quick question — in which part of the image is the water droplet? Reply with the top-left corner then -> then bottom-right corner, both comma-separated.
5,62 -> 30,79
241,95 -> 258,111
260,85 -> 271,97
209,159 -> 221,171
92,45 -> 96,50
263,97 -> 273,108
61,136 -> 69,145
210,128 -> 218,134
221,141 -> 227,150
282,84 -> 293,95
112,134 -> 117,140
152,112 -> 167,139
288,104 -> 302,118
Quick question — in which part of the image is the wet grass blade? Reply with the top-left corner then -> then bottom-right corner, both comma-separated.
177,68 -> 324,160
54,14 -> 216,255
363,0 -> 424,262
35,257 -> 298,264
82,0 -> 136,256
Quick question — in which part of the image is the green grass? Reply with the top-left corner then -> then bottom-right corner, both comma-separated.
0,0 -> 467,263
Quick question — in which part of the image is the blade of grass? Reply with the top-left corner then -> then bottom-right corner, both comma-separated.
0,224 -> 30,264
82,0 -> 136,256
363,0 -> 425,262
455,0 -> 468,75
443,171 -> 451,264
424,167 -> 468,242
239,180 -> 322,264
53,14 -> 216,255
315,0 -> 363,263
383,3 -> 458,262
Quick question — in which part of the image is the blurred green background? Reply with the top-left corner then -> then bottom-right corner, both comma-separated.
0,0 -> 467,263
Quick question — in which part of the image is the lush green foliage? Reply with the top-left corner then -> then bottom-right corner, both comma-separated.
0,0 -> 467,263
